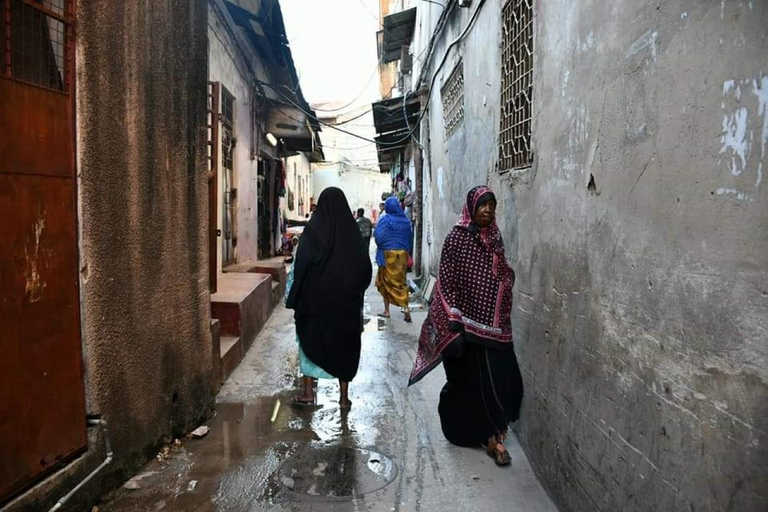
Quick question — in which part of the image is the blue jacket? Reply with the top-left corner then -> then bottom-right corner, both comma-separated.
374,197 -> 413,267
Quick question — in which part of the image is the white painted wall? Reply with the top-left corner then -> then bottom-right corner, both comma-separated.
282,153 -> 313,221
312,165 -> 391,221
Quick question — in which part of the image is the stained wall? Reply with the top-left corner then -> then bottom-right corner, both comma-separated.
417,1 -> 767,510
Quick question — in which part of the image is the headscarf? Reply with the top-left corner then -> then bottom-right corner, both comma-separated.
408,186 -> 515,386
286,187 -> 373,381
374,197 -> 413,266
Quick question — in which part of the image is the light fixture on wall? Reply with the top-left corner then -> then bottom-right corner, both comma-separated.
266,132 -> 278,146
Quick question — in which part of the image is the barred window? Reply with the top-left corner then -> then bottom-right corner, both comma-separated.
221,87 -> 235,170
498,0 -> 533,171
441,62 -> 464,140
3,0 -> 73,92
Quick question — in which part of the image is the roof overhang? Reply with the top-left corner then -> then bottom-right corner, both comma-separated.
378,7 -> 416,63
372,94 -> 421,172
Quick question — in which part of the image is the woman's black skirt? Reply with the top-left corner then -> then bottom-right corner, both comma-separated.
438,339 -> 524,447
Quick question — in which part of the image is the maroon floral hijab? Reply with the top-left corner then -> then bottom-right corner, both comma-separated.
409,186 -> 515,385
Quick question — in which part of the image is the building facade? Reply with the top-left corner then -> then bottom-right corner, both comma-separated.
376,0 -> 768,510
1,1 -> 318,510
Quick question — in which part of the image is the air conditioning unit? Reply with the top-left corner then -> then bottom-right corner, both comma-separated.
401,46 -> 413,74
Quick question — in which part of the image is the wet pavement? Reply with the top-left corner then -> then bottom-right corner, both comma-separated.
99,280 -> 558,511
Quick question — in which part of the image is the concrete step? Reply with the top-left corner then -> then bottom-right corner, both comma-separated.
219,336 -> 243,383
210,319 -> 221,390
211,272 -> 272,350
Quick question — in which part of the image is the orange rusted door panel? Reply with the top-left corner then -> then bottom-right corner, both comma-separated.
0,0 -> 86,504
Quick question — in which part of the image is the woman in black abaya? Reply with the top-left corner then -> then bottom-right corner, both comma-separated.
286,187 -> 372,409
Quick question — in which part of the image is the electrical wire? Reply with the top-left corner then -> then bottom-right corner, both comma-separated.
311,63 -> 380,112
258,0 -> 486,148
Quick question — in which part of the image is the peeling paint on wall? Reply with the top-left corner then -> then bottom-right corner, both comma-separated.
719,75 -> 767,196
24,213 -> 47,303
753,76 -> 767,187
720,105 -> 750,176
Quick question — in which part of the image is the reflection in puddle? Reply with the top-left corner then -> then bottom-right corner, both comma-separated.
276,446 -> 398,500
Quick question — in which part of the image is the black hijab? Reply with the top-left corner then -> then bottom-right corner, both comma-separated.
286,187 -> 372,381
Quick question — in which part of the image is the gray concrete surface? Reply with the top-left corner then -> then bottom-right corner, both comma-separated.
410,1 -> 767,510
98,281 -> 558,511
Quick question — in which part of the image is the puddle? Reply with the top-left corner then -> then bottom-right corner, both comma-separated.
276,446 -> 397,501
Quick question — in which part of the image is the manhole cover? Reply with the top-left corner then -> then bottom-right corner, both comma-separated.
277,446 -> 397,500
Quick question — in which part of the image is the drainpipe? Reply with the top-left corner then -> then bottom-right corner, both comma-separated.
49,418 -> 113,512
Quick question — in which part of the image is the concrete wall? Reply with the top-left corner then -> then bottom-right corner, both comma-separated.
208,12 -> 260,268
312,165 -> 391,218
283,153 -> 313,220
77,0 -> 212,503
317,104 -> 379,170
415,0 -> 767,510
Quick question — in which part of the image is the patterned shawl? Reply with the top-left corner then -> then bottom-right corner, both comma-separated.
408,186 -> 515,386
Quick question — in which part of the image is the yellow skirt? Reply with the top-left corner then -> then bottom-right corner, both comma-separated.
376,249 -> 410,307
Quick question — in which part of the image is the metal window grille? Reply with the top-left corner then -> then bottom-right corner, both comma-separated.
441,62 -> 464,140
221,87 -> 235,170
498,0 -> 533,171
4,0 -> 73,92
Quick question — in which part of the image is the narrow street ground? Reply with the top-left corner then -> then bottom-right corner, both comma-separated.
99,276 -> 557,511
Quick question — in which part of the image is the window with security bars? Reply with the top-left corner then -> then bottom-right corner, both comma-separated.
498,0 -> 533,171
3,0 -> 74,92
221,87 -> 235,170
441,62 -> 464,140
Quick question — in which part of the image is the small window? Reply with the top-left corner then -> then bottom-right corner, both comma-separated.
441,62 -> 464,140
6,0 -> 72,92
498,0 -> 533,171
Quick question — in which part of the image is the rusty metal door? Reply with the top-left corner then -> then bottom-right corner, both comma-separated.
0,0 -> 86,504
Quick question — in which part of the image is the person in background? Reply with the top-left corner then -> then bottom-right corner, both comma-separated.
408,186 -> 523,467
286,188 -> 372,409
374,197 -> 413,323
356,208 -> 373,253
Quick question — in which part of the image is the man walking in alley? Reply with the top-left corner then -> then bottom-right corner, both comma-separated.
356,208 -> 373,253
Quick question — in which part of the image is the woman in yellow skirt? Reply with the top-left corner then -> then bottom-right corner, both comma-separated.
374,197 -> 414,322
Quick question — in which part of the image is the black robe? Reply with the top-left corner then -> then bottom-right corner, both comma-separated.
286,187 -> 372,382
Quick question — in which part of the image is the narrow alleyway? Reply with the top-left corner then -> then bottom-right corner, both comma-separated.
98,276 -> 557,511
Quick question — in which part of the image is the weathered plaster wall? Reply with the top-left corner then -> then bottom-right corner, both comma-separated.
312,166 -> 392,217
76,0 -> 213,494
418,0 -> 767,510
283,153 -> 313,220
208,14 -> 261,268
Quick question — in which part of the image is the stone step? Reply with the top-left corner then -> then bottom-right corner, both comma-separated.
219,336 -> 242,385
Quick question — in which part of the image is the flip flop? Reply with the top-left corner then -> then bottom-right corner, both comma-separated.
377,313 -> 390,318
403,313 -> 412,323
291,395 -> 316,406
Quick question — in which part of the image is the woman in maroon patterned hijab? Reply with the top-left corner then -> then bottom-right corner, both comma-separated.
409,185 -> 523,466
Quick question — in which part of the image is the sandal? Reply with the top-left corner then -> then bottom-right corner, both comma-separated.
377,312 -> 390,318
291,395 -> 316,406
484,443 -> 511,467
339,399 -> 353,410
403,312 -> 412,323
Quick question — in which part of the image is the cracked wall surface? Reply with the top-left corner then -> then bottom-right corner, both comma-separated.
419,0 -> 767,510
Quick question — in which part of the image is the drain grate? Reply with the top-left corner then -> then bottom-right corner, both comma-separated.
277,446 -> 397,500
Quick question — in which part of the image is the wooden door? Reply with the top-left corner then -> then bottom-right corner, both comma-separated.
0,0 -> 86,503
